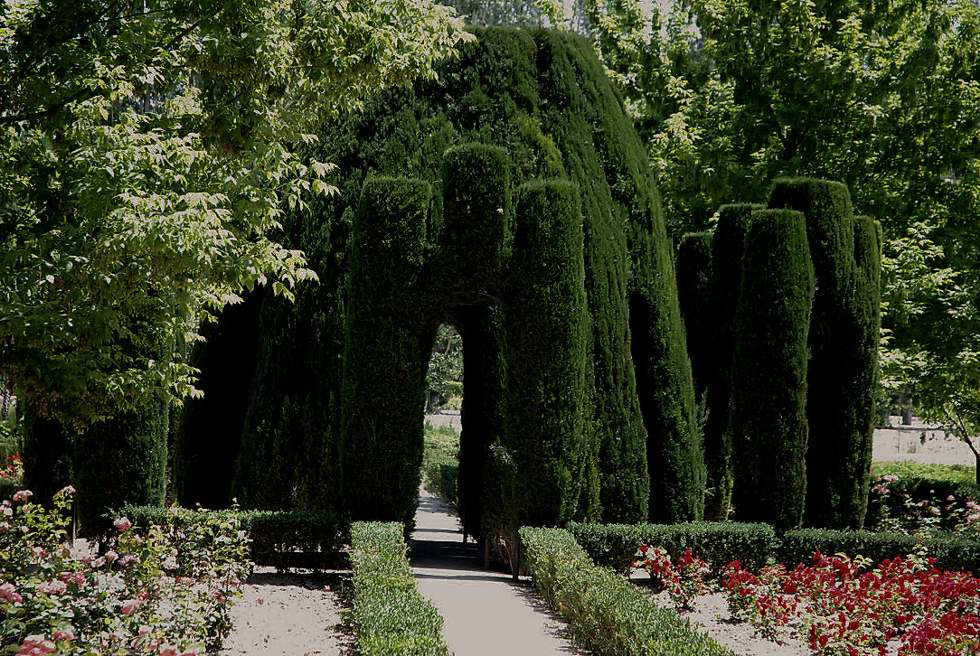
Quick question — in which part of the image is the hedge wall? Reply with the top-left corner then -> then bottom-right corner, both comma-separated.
729,210 -> 814,530
179,27 -> 702,529
702,204 -> 759,520
22,406 -> 72,506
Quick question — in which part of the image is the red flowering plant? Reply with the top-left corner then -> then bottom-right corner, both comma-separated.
721,549 -> 980,656
0,454 -> 23,481
632,545 -> 713,610
0,487 -> 252,655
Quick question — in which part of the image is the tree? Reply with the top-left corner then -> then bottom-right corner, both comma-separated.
0,0 -> 469,429
584,0 -> 980,481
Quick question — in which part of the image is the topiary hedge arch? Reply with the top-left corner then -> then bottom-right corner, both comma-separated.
176,27 -> 705,532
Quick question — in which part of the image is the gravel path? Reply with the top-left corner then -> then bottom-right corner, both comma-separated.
219,569 -> 351,656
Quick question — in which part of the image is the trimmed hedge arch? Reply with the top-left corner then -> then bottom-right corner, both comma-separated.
177,28 -> 702,530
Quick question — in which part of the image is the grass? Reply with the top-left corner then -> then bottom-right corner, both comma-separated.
421,423 -> 458,501
871,461 -> 977,485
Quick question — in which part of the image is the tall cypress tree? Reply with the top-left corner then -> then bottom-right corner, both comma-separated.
768,178 -> 857,528
730,209 -> 814,530
676,232 -> 714,398
843,216 -> 882,527
703,204 -> 759,519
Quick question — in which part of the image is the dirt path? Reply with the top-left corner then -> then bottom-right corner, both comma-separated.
219,569 -> 351,656
411,492 -> 580,656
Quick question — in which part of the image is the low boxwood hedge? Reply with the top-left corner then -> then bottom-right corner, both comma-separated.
568,521 -> 779,573
350,522 -> 450,656
119,505 -> 349,570
780,528 -> 980,573
519,527 -> 733,656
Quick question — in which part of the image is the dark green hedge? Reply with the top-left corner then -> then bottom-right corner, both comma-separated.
341,177 -> 434,524
350,522 -> 450,655
22,407 -> 72,506
729,210 -> 814,530
505,180 -> 593,526
676,232 -> 714,398
768,178 -> 868,529
780,528 -> 979,574
520,527 -> 734,656
75,398 -> 169,536
121,505 -> 349,570
567,521 -> 779,573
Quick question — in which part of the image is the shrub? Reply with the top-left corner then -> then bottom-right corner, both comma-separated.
703,203 -> 760,520
1,487 -> 250,654
871,462 -> 978,488
729,209 -> 814,530
867,472 -> 980,535
675,231 -> 714,397
568,521 -> 779,573
519,527 -> 733,656
768,177 -> 878,529
350,522 -> 449,656
421,423 -> 459,504
780,528 -> 980,573
121,505 -> 349,570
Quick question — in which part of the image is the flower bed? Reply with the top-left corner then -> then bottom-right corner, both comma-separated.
0,487 -> 251,654
349,521 -> 449,656
630,541 -> 979,656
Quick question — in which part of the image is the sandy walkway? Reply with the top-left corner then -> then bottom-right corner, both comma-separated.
411,492 -> 580,656
219,569 -> 350,655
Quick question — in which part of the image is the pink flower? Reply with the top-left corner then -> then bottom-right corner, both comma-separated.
36,580 -> 67,595
52,628 -> 74,642
0,582 -> 23,604
118,554 -> 138,568
11,490 -> 32,503
104,550 -> 118,562
113,517 -> 132,532
16,635 -> 55,655
159,647 -> 178,656
120,599 -> 139,615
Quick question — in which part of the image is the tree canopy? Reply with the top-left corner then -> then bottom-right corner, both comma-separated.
0,0 -> 468,427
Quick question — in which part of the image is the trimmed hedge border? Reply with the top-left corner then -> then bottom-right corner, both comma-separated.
120,505 -> 348,570
569,522 -> 979,574
568,521 -> 779,573
519,527 -> 733,656
350,522 -> 450,656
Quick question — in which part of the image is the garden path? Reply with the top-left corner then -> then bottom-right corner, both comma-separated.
411,491 -> 580,655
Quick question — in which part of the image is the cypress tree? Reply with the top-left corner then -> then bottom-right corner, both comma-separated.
74,398 -> 169,535
22,404 -> 72,506
703,203 -> 759,519
174,296 -> 260,508
505,180 -> 591,526
340,177 -> 433,523
676,232 -> 714,398
768,177 -> 856,528
843,216 -> 882,527
730,209 -> 814,531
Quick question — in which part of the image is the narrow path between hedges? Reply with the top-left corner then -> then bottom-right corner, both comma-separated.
410,491 -> 580,655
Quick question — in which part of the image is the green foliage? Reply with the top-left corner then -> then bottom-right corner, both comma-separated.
519,527 -> 734,656
584,0 -> 980,485
729,209 -> 814,530
0,0 -> 469,429
871,462 -> 977,488
22,408 -> 72,506
675,232 -> 713,398
425,326 -> 463,411
74,398 -> 169,536
350,522 -> 450,656
421,423 -> 460,504
767,178 -> 874,529
506,180 -> 592,526
174,297 -> 261,508
703,204 -> 759,520
779,529 -> 980,574
121,505 -> 349,571
567,521 -> 779,574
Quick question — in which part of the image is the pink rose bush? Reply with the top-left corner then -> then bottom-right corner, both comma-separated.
0,487 -> 252,654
